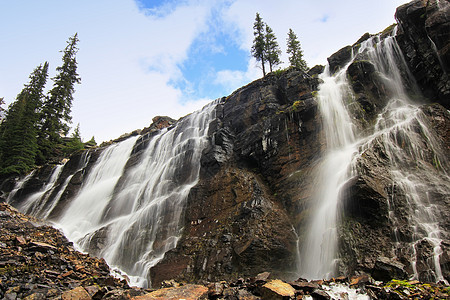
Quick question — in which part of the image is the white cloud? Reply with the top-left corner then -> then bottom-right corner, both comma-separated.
0,0 -> 411,143
0,0 -> 217,142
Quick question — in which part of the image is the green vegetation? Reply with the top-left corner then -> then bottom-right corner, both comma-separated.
251,13 -> 267,76
0,34 -> 85,176
292,100 -> 302,111
286,28 -> 308,71
0,63 -> 49,175
252,14 -> 308,77
385,279 -> 450,298
62,123 -> 84,156
265,24 -> 282,72
37,33 -> 81,164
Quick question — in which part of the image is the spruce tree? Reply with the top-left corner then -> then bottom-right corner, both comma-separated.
265,24 -> 282,73
251,13 -> 267,76
62,123 -> 84,156
38,33 -> 81,163
286,28 -> 308,72
0,63 -> 49,175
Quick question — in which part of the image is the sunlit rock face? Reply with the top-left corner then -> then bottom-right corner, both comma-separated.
2,0 -> 449,288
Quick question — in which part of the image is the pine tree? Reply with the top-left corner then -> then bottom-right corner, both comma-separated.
0,63 -> 49,175
62,123 -> 84,156
251,13 -> 267,77
286,28 -> 308,72
85,136 -> 97,148
38,33 -> 81,163
265,24 -> 282,73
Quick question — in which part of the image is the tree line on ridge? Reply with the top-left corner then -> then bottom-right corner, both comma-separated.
252,12 -> 308,76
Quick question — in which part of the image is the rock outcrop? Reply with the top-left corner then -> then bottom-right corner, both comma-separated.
150,68 -> 323,285
395,0 -> 450,108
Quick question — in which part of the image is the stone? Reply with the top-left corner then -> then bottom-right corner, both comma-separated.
372,257 -> 408,282
327,45 -> 353,74
260,280 -> 296,299
311,289 -> 331,300
23,293 -> 46,300
396,0 -> 450,108
207,282 -> 225,297
132,284 -> 209,300
61,286 -> 91,300
255,272 -> 271,283
349,274 -> 370,287
289,281 -> 320,293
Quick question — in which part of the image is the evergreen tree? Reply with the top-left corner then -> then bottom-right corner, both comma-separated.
62,123 -> 84,156
0,63 -> 49,175
38,33 -> 81,163
85,136 -> 97,148
265,24 -> 282,73
286,28 -> 308,71
251,13 -> 267,77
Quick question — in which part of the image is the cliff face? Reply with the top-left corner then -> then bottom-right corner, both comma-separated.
1,0 -> 449,288
151,70 -> 323,285
396,0 -> 450,108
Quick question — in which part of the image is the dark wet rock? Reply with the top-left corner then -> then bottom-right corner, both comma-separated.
327,45 -> 353,75
395,0 -> 450,108
307,65 -> 325,77
311,289 -> 331,300
372,257 -> 408,282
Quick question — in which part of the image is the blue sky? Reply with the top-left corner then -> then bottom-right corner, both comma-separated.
0,0 -> 410,142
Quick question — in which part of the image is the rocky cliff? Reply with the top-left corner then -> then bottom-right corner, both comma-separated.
1,0 -> 449,290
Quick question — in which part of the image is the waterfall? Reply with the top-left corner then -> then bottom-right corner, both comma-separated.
93,101 -> 217,287
300,28 -> 449,282
20,164 -> 65,217
6,170 -> 36,203
299,57 -> 358,279
6,100 -> 218,288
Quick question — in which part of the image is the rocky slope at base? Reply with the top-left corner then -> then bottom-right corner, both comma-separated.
1,202 -> 449,300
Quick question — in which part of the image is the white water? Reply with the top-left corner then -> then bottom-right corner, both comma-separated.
59,101 -> 216,287
20,164 -> 65,217
58,136 -> 139,241
300,28 -> 449,282
6,170 -> 36,203
6,100 -> 218,288
299,61 -> 358,279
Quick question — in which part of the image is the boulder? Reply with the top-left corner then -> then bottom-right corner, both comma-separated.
260,280 -> 296,299
372,257 -> 408,282
132,284 -> 208,300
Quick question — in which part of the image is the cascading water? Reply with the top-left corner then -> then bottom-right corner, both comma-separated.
8,100 -> 218,288
20,164 -> 65,217
299,60 -> 358,279
299,28 -> 449,283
